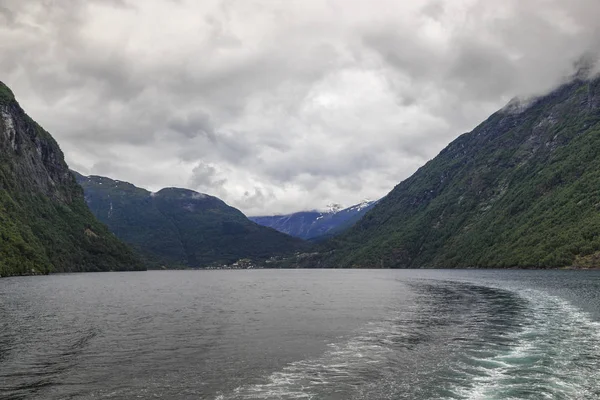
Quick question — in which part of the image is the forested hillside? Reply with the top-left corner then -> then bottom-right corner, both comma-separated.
76,173 -> 309,268
325,74 -> 600,269
0,82 -> 142,276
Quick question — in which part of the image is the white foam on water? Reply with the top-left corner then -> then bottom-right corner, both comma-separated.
218,315 -> 415,400
216,283 -> 600,400
449,288 -> 600,400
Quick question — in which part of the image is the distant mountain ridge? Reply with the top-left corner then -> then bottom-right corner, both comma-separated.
250,200 -> 377,240
322,73 -> 600,269
75,173 -> 309,268
0,81 -> 142,276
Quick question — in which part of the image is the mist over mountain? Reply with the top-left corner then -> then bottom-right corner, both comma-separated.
320,72 -> 600,269
5,1 -> 599,216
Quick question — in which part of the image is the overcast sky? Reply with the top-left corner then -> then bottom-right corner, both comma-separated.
1,0 -> 599,215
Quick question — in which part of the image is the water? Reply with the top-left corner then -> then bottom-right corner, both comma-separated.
1,270 -> 599,399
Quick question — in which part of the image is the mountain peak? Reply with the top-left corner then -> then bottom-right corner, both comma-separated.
156,187 -> 213,201
0,81 -> 15,105
250,199 -> 378,240
349,199 -> 376,212
77,174 -> 308,267
326,203 -> 343,214
572,53 -> 599,81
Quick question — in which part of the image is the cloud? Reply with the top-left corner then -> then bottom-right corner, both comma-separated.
1,0 -> 599,215
189,162 -> 227,194
167,110 -> 216,141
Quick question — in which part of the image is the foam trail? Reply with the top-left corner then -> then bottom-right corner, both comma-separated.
221,316 -> 414,399
447,289 -> 600,400
217,282 -> 600,400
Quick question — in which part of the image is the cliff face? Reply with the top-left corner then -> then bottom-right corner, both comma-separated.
327,75 -> 600,269
0,82 -> 143,276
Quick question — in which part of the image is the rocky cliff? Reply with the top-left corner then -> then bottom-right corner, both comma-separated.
0,81 -> 143,276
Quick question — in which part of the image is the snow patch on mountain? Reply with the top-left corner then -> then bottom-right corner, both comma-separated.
249,199 -> 379,240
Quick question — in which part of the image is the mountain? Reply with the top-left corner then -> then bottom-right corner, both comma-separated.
0,82 -> 143,276
250,200 -> 377,240
74,173 -> 309,268
324,73 -> 600,269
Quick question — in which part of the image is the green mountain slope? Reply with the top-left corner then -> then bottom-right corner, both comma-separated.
74,173 -> 309,267
326,75 -> 600,269
0,81 -> 143,276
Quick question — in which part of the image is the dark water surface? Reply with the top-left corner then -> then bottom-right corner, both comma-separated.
1,269 -> 599,399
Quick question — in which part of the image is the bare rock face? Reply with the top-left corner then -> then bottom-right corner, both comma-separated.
0,100 -> 73,203
0,81 -> 142,276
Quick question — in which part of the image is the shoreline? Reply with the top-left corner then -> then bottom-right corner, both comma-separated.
3,266 -> 600,279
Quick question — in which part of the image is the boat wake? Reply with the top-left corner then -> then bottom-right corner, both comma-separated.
217,281 -> 600,400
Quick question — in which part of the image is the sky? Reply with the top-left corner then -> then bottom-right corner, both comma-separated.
1,0 -> 599,216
